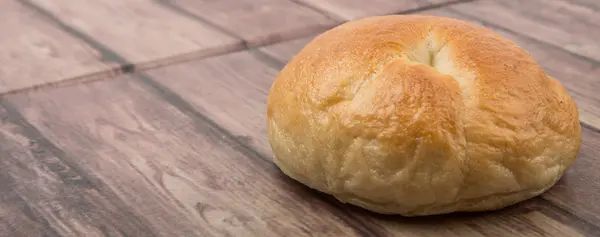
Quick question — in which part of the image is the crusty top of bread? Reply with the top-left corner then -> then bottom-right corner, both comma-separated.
266,15 -> 581,216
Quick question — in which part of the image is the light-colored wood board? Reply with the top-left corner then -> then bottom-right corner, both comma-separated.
449,0 -> 600,62
144,51 -> 592,236
564,0 -> 600,10
259,35 -> 318,63
504,0 -> 600,29
294,0 -> 458,21
0,173 -> 55,237
5,77 -> 370,237
369,209 -> 586,237
0,0 -> 115,95
25,0 -> 242,66
160,0 -> 338,46
0,103 -> 159,236
148,51 -> 275,157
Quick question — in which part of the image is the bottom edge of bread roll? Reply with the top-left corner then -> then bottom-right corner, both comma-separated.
273,156 -> 560,217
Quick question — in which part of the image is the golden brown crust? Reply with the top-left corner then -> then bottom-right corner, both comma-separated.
266,15 -> 581,216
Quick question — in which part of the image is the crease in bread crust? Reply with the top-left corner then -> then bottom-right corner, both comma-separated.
331,25 -> 475,209
266,14 -> 581,216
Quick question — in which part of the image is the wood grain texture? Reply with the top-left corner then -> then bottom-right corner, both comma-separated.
565,0 -> 600,10
142,46 -> 594,236
367,208 -> 587,237
509,0 -> 600,29
0,0 -> 114,95
158,0 -> 338,46
449,0 -> 600,62
0,172 -> 55,237
259,35 -> 318,63
23,0 -> 242,66
293,0 -> 459,21
147,51 -> 276,157
0,102 -> 159,237
5,76 -> 373,237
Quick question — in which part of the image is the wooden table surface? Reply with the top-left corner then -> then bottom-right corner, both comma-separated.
1,0 -> 599,236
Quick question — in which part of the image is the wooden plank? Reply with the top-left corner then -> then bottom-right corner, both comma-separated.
0,173 -> 55,237
155,0 -> 338,46
143,50 -> 594,236
146,51 -> 277,158
259,35 -> 318,63
565,0 -> 600,10
449,0 -> 600,62
293,0 -> 458,21
0,102 -> 159,236
24,0 -> 242,67
0,0 -> 115,95
508,0 -> 600,29
5,76 -> 372,237
370,208 -> 587,237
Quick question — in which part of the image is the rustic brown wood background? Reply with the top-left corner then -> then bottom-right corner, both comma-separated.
1,0 -> 599,236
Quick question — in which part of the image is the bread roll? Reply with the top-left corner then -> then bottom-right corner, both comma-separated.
265,14 -> 581,216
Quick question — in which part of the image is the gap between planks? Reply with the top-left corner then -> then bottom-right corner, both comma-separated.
0,0 -> 478,98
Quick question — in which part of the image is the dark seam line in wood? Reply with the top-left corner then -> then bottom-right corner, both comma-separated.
0,171 -> 63,237
285,0 -> 345,22
153,0 -> 336,49
581,122 -> 600,134
0,100 -> 99,190
556,0 -> 600,12
153,0 -> 249,47
248,49 -> 287,70
4,0 -> 478,99
14,0 -> 129,65
395,0 -> 480,15
0,99 -> 161,237
25,204 -> 64,237
288,0 -> 478,21
0,45 -> 248,98
15,1 -> 384,236
4,0 -> 325,98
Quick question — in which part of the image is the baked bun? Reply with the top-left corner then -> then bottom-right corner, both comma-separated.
265,14 -> 581,216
